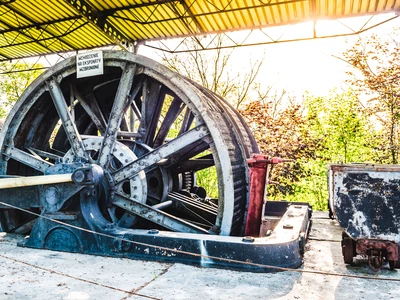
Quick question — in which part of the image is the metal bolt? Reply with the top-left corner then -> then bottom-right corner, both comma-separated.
72,169 -> 85,183
148,229 -> 159,234
283,224 -> 293,229
242,236 -> 255,243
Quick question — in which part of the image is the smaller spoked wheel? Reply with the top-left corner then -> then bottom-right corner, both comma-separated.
64,137 -> 148,228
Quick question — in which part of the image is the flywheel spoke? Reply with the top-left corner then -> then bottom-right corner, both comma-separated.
46,78 -> 87,160
166,140 -> 211,168
176,156 -> 215,173
138,79 -> 166,146
113,193 -> 209,234
72,86 -> 107,134
3,146 -> 53,173
27,147 -> 63,161
178,108 -> 195,135
124,77 -> 144,114
113,124 -> 210,184
98,63 -> 136,167
153,97 -> 185,148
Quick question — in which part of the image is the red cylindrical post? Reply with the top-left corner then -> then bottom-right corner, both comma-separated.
244,154 -> 269,237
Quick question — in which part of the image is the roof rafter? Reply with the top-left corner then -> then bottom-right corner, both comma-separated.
0,0 -> 398,61
3,3 -> 78,50
0,16 -> 81,35
145,14 -> 399,53
0,20 -> 88,50
0,50 -> 11,59
111,0 -> 306,25
100,0 -> 180,14
0,18 -> 65,56
180,0 -> 206,34
63,0 -> 133,49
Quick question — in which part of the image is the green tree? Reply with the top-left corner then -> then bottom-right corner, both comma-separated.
240,97 -> 327,208
239,90 -> 375,210
341,33 -> 400,163
299,91 -> 376,210
305,91 -> 374,163
0,62 -> 44,119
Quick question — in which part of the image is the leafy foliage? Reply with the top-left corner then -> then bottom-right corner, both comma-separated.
305,91 -> 374,163
239,90 -> 376,209
240,98 -> 326,206
341,33 -> 400,163
0,62 -> 44,119
196,166 -> 218,199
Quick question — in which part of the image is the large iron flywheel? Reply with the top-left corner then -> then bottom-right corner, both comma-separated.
0,51 -> 258,236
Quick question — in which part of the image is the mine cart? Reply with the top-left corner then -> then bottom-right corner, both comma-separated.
329,164 -> 400,271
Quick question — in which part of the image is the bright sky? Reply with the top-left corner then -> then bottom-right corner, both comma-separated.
139,13 -> 400,98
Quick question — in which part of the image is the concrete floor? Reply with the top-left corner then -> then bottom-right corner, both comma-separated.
1,212 -> 399,300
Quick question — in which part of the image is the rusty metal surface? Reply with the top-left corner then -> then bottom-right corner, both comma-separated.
357,239 -> 399,261
244,154 -> 269,237
361,240 -> 399,271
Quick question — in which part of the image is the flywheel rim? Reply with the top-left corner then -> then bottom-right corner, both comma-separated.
0,51 -> 258,236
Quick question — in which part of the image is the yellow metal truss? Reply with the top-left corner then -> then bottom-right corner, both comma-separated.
0,0 -> 399,60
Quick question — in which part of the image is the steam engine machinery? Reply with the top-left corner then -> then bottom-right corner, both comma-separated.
0,51 -> 311,272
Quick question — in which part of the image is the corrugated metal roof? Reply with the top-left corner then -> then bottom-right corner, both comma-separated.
0,0 -> 399,60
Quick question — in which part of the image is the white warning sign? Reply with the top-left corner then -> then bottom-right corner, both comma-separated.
76,51 -> 104,78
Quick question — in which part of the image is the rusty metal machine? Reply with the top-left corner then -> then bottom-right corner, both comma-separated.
329,164 -> 400,271
0,51 -> 311,272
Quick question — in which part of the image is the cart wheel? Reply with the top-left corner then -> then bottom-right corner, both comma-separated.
368,255 -> 384,272
389,260 -> 395,270
342,236 -> 355,265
